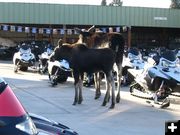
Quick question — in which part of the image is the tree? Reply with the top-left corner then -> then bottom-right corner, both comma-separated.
170,0 -> 180,9
109,0 -> 123,6
101,0 -> 107,6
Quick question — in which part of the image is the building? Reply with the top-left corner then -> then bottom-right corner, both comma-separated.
0,2 -> 180,48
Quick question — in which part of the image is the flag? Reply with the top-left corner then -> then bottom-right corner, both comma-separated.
74,29 -> 78,35
39,28 -> 44,34
102,28 -> 107,33
109,27 -> 113,33
67,29 -> 72,35
10,25 -> 16,32
3,25 -> 9,31
46,28 -> 51,34
123,26 -> 127,32
17,26 -> 23,32
116,27 -> 120,32
60,29 -> 65,34
53,29 -> 58,34
25,27 -> 30,33
32,27 -> 37,33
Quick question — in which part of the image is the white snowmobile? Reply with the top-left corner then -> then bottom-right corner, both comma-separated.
48,59 -> 72,86
122,47 -> 145,85
38,47 -> 53,74
13,43 -> 36,72
128,50 -> 180,108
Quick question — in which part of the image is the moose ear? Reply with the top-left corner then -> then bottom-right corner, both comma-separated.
87,25 -> 95,33
57,39 -> 63,47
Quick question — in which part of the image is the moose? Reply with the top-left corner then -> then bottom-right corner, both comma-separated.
50,43 -> 117,108
75,26 -> 125,103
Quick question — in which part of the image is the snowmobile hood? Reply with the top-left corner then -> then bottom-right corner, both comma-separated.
0,78 -> 26,117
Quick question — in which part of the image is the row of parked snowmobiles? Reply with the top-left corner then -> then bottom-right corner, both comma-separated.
13,40 -> 55,73
12,41 -> 72,86
124,47 -> 180,108
12,42 -> 180,108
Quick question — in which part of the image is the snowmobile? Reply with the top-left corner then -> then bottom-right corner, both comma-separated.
13,43 -> 36,72
48,59 -> 72,86
128,50 -> 180,108
38,46 -> 53,74
121,47 -> 145,85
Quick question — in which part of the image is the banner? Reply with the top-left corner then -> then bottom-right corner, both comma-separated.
0,24 -> 125,35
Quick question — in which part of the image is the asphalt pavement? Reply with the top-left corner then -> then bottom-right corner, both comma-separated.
0,60 -> 180,135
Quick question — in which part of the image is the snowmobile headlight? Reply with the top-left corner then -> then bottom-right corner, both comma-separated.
162,60 -> 170,68
161,60 -> 176,68
169,63 -> 176,68
16,116 -> 38,135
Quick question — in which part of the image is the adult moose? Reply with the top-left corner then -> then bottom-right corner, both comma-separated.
50,43 -> 116,108
75,26 -> 125,103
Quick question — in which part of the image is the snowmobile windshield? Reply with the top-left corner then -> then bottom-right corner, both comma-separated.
19,45 -> 31,54
128,48 -> 139,56
160,51 -> 178,68
161,50 -> 176,62
128,48 -> 141,60
46,48 -> 53,55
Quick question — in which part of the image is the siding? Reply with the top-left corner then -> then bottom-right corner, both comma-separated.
0,2 -> 179,28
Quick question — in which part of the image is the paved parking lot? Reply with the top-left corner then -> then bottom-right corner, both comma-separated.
0,60 -> 180,135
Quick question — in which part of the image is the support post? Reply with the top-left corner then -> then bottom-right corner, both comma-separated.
63,24 -> 67,43
127,26 -> 131,49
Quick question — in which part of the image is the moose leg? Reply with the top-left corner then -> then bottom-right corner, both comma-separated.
106,74 -> 110,103
109,71 -> 115,109
116,64 -> 122,103
94,72 -> 101,99
97,72 -> 101,97
102,75 -> 110,106
73,72 -> 79,105
78,74 -> 83,104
